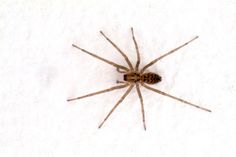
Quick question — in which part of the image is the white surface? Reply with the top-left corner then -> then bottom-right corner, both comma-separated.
1,0 -> 236,157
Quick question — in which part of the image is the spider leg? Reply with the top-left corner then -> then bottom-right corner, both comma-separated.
131,27 -> 141,71
98,84 -> 134,128
116,80 -> 126,84
100,31 -> 134,71
136,83 -> 146,130
67,83 -> 129,101
72,44 -> 129,71
140,36 -> 199,73
141,83 -> 211,112
116,67 -> 127,73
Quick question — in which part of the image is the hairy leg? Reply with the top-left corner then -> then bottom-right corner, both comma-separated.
136,83 -> 146,130
141,36 -> 199,73
98,84 -> 134,128
100,31 -> 134,71
131,27 -> 140,71
67,83 -> 129,101
72,44 -> 129,71
141,83 -> 211,112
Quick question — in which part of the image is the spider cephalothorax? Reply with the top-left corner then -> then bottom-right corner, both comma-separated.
68,28 -> 211,130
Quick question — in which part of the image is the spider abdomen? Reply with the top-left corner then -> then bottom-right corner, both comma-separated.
140,72 -> 162,84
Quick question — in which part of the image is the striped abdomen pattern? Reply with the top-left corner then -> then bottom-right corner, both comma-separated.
140,72 -> 162,84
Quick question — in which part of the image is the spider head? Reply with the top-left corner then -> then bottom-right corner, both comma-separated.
123,72 -> 140,83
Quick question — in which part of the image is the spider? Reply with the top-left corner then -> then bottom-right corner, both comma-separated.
68,27 -> 211,130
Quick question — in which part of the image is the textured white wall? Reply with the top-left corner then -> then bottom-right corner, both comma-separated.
1,0 -> 236,157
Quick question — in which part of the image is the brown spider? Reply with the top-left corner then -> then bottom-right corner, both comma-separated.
68,28 -> 211,130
